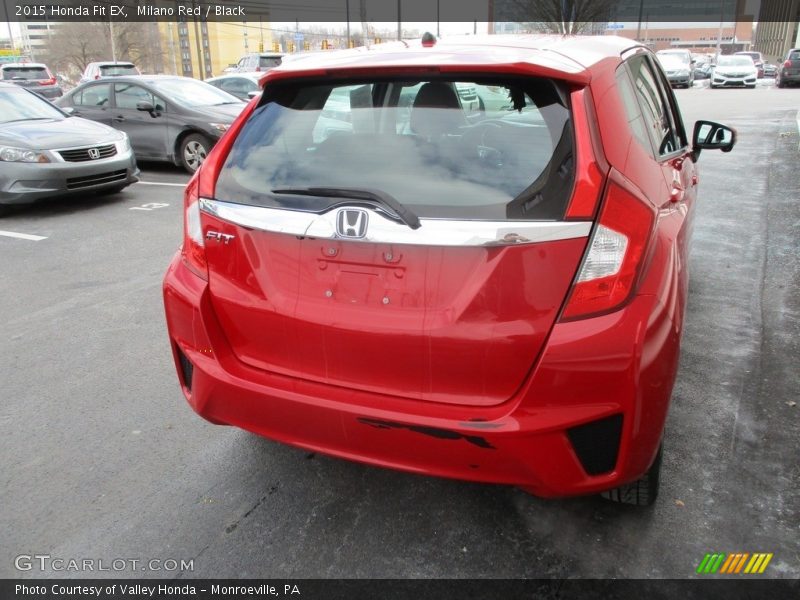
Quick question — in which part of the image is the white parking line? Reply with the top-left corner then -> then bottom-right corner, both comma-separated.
0,230 -> 47,241
136,181 -> 186,187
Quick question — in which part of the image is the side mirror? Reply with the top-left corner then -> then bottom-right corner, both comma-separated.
692,120 -> 737,161
61,106 -> 75,115
247,90 -> 261,99
136,100 -> 155,112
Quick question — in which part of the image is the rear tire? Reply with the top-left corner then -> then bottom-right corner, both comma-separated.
600,444 -> 662,506
776,78 -> 785,88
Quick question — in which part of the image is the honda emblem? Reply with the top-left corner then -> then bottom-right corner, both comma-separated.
87,148 -> 100,160
336,208 -> 368,239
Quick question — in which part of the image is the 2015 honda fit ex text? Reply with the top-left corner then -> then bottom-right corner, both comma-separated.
163,35 -> 736,505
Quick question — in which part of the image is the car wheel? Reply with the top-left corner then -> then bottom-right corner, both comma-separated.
600,444 -> 662,506
747,85 -> 756,89
180,133 -> 211,174
777,78 -> 785,88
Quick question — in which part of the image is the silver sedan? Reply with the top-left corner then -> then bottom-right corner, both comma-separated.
0,83 -> 138,209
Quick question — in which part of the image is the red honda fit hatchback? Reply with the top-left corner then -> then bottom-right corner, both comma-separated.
163,35 -> 735,505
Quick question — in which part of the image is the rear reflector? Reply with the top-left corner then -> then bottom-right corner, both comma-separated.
567,414 -> 623,475
176,346 -> 194,392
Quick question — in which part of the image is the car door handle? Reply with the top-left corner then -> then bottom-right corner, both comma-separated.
112,115 -> 126,122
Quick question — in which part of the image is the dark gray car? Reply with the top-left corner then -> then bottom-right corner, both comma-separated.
56,76 -> 245,173
0,83 -> 138,210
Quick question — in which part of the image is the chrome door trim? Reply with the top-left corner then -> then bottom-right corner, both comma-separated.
199,198 -> 592,247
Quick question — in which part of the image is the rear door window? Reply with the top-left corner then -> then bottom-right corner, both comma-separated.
627,56 -> 682,157
216,77 -> 575,221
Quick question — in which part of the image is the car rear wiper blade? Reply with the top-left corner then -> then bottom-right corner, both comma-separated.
271,186 -> 421,230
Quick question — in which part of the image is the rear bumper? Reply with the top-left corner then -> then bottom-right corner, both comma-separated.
163,254 -> 679,498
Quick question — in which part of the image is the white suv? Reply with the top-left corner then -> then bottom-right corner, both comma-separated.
80,62 -> 140,84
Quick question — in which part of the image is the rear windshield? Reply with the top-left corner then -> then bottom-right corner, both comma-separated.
258,56 -> 282,69
216,77 -> 574,220
99,64 -> 138,76
2,67 -> 49,80
789,51 -> 800,61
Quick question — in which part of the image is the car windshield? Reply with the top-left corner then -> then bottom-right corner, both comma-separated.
216,77 -> 574,220
718,56 -> 753,67
658,56 -> 684,69
99,64 -> 138,76
2,67 -> 49,80
0,86 -> 64,123
150,78 -> 242,106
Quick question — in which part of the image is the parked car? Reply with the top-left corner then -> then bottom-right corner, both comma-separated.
56,75 -> 245,173
80,62 -> 140,84
762,62 -> 777,78
0,63 -> 63,99
231,52 -> 284,73
734,51 -> 764,78
656,49 -> 695,86
776,48 -> 800,88
710,55 -> 758,88
0,83 -> 137,211
656,53 -> 693,88
205,73 -> 261,101
163,35 -> 736,506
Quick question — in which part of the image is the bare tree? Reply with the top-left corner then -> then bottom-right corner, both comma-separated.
42,22 -> 110,76
42,21 -> 164,77
506,0 -> 617,35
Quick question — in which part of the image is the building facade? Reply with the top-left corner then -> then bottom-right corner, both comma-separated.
752,0 -> 800,63
158,20 -> 273,78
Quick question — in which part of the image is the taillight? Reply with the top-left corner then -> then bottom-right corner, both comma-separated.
784,60 -> 792,68
95,74 -> 100,80
560,170 -> 655,321
40,77 -> 56,86
181,172 -> 207,280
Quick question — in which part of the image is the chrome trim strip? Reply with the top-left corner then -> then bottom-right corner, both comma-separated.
200,198 -> 592,247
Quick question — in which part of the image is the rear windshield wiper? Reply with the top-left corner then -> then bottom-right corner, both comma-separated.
271,186 -> 421,230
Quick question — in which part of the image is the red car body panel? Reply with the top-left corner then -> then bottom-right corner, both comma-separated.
163,35 -> 702,497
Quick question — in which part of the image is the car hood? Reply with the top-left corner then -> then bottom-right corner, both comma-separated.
715,66 -> 756,75
187,103 -> 246,122
0,117 -> 121,150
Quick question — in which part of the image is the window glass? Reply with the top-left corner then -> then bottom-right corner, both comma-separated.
627,56 -> 680,156
0,85 -> 65,123
2,66 -> 49,80
114,83 -> 152,109
616,65 -> 653,154
99,64 -> 138,76
216,77 -> 574,221
74,83 -> 111,107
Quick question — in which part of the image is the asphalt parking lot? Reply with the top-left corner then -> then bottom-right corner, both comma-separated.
2,83 -> 798,579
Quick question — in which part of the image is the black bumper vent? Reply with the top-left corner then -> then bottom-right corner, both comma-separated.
566,414 -> 623,476
66,169 -> 127,190
176,347 -> 194,392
